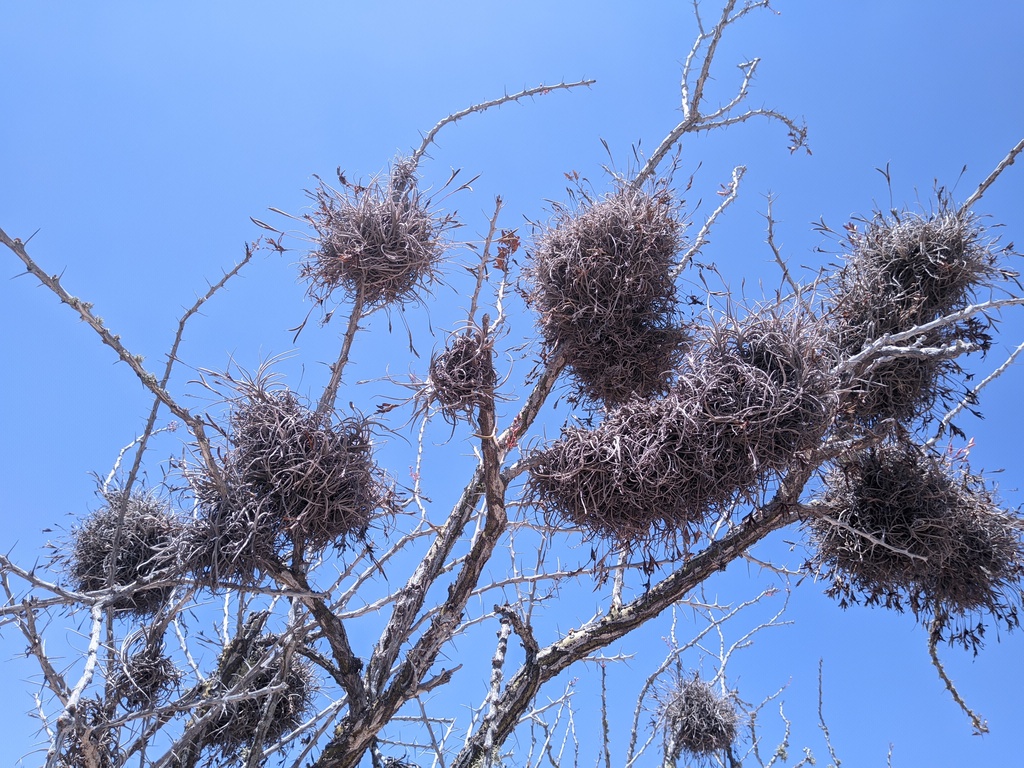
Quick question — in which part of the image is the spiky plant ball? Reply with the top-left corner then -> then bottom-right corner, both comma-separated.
112,633 -> 181,710
528,305 -> 837,545
204,623 -> 317,758
422,325 -> 496,423
304,157 -> 455,308
660,675 -> 739,760
527,181 -> 688,406
696,305 -> 839,472
57,698 -> 118,768
828,202 -> 1002,424
809,442 -> 1023,649
65,489 -> 181,617
184,379 -> 391,586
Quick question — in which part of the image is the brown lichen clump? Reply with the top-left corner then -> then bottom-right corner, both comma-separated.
809,442 -> 1023,649
184,380 -> 390,586
422,325 -> 497,423
828,202 -> 1002,425
65,490 -> 181,617
527,182 -> 688,406
303,157 -> 454,308
528,305 -> 837,544
660,675 -> 739,760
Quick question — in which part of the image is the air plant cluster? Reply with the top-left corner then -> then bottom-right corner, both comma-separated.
203,624 -> 317,759
112,633 -> 181,710
56,698 -> 118,768
527,182 -> 688,406
184,379 -> 390,586
64,489 -> 182,617
827,201 -> 1003,425
658,674 -> 739,760
303,157 -> 455,308
528,305 -> 837,544
421,325 -> 497,423
809,441 -> 1023,650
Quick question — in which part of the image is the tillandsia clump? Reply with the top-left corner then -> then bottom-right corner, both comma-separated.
659,674 -> 739,760
528,304 -> 837,544
808,441 -> 1024,649
204,622 -> 317,759
303,156 -> 455,308
527,180 -> 688,406
184,379 -> 390,586
421,325 -> 497,423
64,489 -> 182,617
111,634 -> 181,710
827,200 -> 1004,425
57,698 -> 118,768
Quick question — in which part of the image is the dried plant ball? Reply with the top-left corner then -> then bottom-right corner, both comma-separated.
305,157 -> 453,308
186,383 -> 389,587
206,631 -> 317,757
661,676 -> 739,759
65,490 -> 181,616
528,182 -> 688,405
113,642 -> 181,710
527,390 -> 761,545
56,698 -> 119,768
828,204 -> 1001,423
424,327 -> 497,422
696,307 -> 839,472
810,442 -> 1023,624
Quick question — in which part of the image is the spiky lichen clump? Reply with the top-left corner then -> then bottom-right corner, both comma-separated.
828,202 -> 1002,424
65,489 -> 181,617
661,675 -> 739,760
527,182 -> 688,406
809,442 -> 1023,649
304,157 -> 454,308
528,305 -> 837,544
184,380 -> 391,586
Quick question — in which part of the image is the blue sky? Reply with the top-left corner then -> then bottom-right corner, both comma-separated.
2,2 -> 1022,766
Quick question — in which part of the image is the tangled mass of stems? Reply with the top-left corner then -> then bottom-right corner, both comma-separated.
827,201 -> 1004,424
183,378 -> 391,586
809,441 -> 1023,649
526,181 -> 688,406
659,674 -> 739,760
302,157 -> 456,308
527,305 -> 838,545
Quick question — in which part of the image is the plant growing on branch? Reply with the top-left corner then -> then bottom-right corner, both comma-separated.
2,3 -> 1023,768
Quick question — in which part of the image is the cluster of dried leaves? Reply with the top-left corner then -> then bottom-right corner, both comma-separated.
809,441 -> 1023,650
528,305 -> 837,544
65,489 -> 182,617
659,674 -> 739,760
184,380 -> 390,586
527,182 -> 688,406
303,157 -> 455,308
828,202 -> 1003,425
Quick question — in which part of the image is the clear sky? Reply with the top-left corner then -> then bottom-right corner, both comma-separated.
2,2 -> 1022,766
